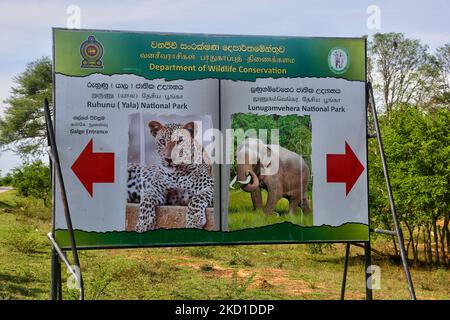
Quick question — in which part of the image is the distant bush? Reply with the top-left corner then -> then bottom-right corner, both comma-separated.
3,224 -> 46,254
0,173 -> 13,186
9,161 -> 51,206
188,247 -> 215,259
229,251 -> 254,267
19,196 -> 51,220
224,270 -> 256,299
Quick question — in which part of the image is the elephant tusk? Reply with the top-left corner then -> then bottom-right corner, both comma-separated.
229,175 -> 237,189
238,175 -> 252,185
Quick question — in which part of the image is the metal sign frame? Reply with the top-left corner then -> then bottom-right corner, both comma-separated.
45,82 -> 416,300
46,29 -> 416,299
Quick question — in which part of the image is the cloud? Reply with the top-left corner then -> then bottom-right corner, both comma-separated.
0,149 -> 22,174
408,32 -> 450,51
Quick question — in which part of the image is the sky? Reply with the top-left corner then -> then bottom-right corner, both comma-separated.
0,0 -> 449,174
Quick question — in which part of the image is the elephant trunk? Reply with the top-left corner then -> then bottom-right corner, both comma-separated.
239,170 -> 259,192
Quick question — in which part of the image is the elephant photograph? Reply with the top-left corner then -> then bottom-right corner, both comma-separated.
228,113 -> 312,231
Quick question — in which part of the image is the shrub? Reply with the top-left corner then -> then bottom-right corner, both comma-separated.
0,173 -> 13,186
188,247 -> 214,259
10,161 -> 51,206
229,251 -> 254,267
2,224 -> 46,254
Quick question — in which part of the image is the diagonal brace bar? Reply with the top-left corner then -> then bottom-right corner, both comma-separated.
44,98 -> 84,300
367,82 -> 416,300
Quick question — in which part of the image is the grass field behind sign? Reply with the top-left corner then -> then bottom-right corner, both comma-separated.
1,190 -> 449,300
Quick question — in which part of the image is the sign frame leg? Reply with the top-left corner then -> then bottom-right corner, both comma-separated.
44,98 -> 85,300
364,241 -> 373,300
50,247 -> 62,300
340,242 -> 351,300
367,82 -> 416,300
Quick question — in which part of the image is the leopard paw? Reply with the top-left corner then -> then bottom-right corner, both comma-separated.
135,220 -> 152,233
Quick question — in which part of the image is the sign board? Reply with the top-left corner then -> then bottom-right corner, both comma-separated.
53,28 -> 369,249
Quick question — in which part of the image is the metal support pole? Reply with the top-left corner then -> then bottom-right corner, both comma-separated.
367,82 -> 416,300
364,241 -> 373,300
50,248 -> 61,300
44,98 -> 84,300
340,243 -> 350,300
57,260 -> 62,300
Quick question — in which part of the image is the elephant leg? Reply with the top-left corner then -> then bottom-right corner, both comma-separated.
264,190 -> 281,216
289,197 -> 302,215
299,196 -> 311,214
251,189 -> 263,210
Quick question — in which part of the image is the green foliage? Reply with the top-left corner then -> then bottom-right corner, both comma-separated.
369,105 -> 450,264
18,196 -> 51,220
0,190 -> 51,221
0,173 -> 13,186
225,270 -> 256,299
307,243 -> 335,255
0,57 -> 52,158
0,193 -> 449,300
2,223 -> 46,254
229,251 -> 254,267
9,161 -> 51,206
188,247 -> 215,259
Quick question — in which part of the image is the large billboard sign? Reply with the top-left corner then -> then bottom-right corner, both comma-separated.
53,28 -> 368,248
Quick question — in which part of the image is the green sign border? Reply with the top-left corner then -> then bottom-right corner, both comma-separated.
52,28 -> 369,249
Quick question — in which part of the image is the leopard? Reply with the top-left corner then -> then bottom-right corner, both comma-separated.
127,120 -> 214,233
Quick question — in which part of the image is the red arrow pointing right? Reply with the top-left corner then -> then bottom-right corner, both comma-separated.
326,142 -> 364,195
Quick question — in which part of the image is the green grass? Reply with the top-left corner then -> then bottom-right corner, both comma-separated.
0,190 -> 449,300
0,189 -> 21,209
228,189 -> 313,231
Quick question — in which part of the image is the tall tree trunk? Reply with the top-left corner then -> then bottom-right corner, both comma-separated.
442,215 -> 449,266
438,224 -> 447,267
414,226 -> 421,265
405,221 -> 414,262
427,226 -> 433,267
423,228 -> 428,266
392,236 -> 399,258
445,214 -> 450,266
385,220 -> 399,257
433,218 -> 440,265
447,224 -> 450,263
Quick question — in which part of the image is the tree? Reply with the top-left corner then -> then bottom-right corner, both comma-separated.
436,44 -> 450,89
433,44 -> 450,108
369,105 -> 450,266
368,33 -> 439,113
0,172 -> 13,186
9,160 -> 51,206
0,57 -> 52,159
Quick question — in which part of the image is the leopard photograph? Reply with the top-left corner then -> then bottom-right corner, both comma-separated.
126,114 -> 214,233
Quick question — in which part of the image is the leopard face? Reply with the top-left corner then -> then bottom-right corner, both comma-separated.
149,121 -> 204,167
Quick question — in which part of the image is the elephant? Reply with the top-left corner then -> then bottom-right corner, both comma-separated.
231,138 -> 311,216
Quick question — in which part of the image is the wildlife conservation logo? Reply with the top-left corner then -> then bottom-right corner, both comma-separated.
328,47 -> 349,74
80,35 -> 104,69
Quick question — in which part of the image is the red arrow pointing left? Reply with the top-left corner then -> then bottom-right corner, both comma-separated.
71,139 -> 114,197
326,141 -> 364,196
